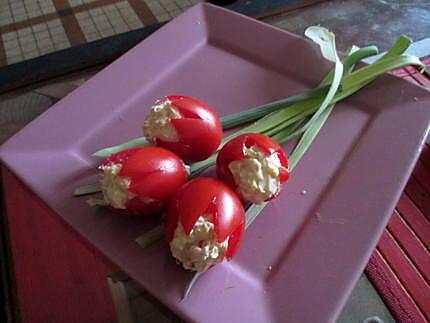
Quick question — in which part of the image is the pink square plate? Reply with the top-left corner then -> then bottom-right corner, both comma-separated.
1,4 -> 430,322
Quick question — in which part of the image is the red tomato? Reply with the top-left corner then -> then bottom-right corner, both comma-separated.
216,133 -> 289,203
165,178 -> 245,261
144,95 -> 222,162
99,146 -> 188,215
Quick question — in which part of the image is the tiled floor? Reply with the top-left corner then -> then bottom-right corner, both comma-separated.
0,0 -> 201,66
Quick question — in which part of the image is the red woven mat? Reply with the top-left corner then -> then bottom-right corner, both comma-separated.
365,57 -> 430,323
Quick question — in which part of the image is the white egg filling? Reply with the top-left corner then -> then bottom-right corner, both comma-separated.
99,163 -> 135,209
143,99 -> 182,143
228,145 -> 286,204
170,216 -> 228,272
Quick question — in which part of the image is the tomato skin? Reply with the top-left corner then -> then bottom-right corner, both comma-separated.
100,146 -> 188,215
216,133 -> 290,202
152,96 -> 222,163
165,178 -> 245,260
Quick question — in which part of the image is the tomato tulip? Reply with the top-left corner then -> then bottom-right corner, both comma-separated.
143,95 -> 222,162
98,146 -> 188,215
216,133 -> 289,204
165,178 -> 245,272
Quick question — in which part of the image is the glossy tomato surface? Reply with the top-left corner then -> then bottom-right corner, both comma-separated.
165,178 -> 245,260
216,133 -> 289,201
153,95 -> 222,162
100,146 -> 188,215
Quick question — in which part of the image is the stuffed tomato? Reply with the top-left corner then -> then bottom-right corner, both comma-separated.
98,146 -> 188,215
143,95 -> 222,162
216,133 -> 290,204
165,178 -> 245,272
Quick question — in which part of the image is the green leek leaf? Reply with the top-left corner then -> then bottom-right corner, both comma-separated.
135,224 -> 164,249
73,182 -> 102,196
288,26 -> 343,137
183,272 -> 203,299
220,86 -> 329,129
93,137 -> 149,157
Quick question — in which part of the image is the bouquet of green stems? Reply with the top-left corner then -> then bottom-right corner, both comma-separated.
76,26 -> 425,297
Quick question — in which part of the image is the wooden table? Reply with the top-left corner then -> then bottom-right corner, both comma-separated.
1,1 -> 429,322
